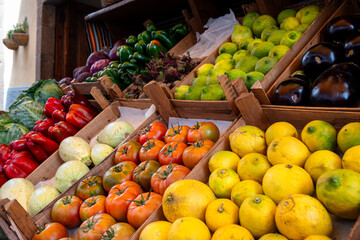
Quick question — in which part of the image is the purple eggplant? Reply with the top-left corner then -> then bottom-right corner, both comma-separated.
302,42 -> 344,81
310,62 -> 360,107
344,32 -> 360,65
324,15 -> 360,44
272,77 -> 310,106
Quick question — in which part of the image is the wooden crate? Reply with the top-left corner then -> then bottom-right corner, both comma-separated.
251,0 -> 360,114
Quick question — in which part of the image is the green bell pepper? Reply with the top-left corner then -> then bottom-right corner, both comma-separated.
133,52 -> 150,63
85,77 -> 98,82
117,45 -> 134,63
122,61 -> 141,72
170,23 -> 188,41
147,23 -> 157,32
151,30 -> 176,50
108,61 -> 120,68
126,35 -> 138,47
146,40 -> 167,57
103,68 -> 119,80
134,40 -> 147,54
138,31 -> 152,44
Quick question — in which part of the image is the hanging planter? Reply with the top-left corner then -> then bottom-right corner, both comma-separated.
11,33 -> 29,46
2,38 -> 18,50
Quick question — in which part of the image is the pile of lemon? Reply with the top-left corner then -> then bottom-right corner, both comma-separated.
174,5 -> 322,101
139,120 -> 360,240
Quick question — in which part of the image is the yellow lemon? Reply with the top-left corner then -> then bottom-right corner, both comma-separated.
209,168 -> 241,198
229,125 -> 266,157
211,224 -> 255,240
275,194 -> 332,239
316,169 -> 360,219
259,233 -> 288,240
237,153 -> 271,183
301,120 -> 337,152
140,221 -> 172,240
267,136 -> 310,167
304,150 -> 342,182
342,145 -> 360,173
263,164 -> 314,204
168,217 -> 211,240
265,121 -> 298,145
208,151 -> 241,173
162,179 -> 216,222
239,194 -> 277,238
304,236 -> 332,240
252,15 -> 277,38
296,5 -> 321,20
205,198 -> 239,232
277,9 -> 297,24
197,63 -> 214,76
231,180 -> 263,207
337,122 -> 360,153
281,17 -> 300,31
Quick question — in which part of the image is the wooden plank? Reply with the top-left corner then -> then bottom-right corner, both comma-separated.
251,81 -> 271,105
72,82 -> 108,96
0,217 -> 18,240
0,199 -> 10,225
349,215 -> 360,240
91,87 -> 110,110
218,75 -> 240,116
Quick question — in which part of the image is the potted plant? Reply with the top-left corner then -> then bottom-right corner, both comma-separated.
10,18 -> 29,46
3,30 -> 18,50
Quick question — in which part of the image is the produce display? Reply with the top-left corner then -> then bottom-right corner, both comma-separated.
30,120 -> 221,238
174,5 -> 321,101
272,14 -> 360,107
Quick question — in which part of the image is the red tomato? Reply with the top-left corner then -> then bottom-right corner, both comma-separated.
114,141 -> 141,165
76,213 -> 116,240
75,176 -> 105,201
105,181 -> 142,222
133,160 -> 161,192
187,122 -> 220,143
79,195 -> 107,221
32,222 -> 68,240
164,125 -> 190,144
139,139 -> 166,162
102,161 -> 137,192
150,163 -> 191,195
127,192 -> 162,228
183,139 -> 214,169
139,122 -> 167,145
101,222 -> 136,240
51,195 -> 83,228
158,141 -> 188,165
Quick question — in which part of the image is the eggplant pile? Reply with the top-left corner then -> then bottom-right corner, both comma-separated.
272,14 -> 360,107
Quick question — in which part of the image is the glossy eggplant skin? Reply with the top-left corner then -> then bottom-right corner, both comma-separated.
302,42 -> 343,81
324,15 -> 359,44
344,32 -> 360,66
310,63 -> 360,107
272,78 -> 310,106
291,71 -> 311,84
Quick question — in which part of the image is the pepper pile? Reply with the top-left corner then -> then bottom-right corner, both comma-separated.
0,91 -> 98,183
86,23 -> 188,90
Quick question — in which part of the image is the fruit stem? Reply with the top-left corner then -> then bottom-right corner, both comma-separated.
218,203 -> 224,213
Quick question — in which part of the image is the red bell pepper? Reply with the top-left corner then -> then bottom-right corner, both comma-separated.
48,121 -> 78,143
0,172 -> 8,187
26,141 -> 48,162
26,131 -> 59,156
61,90 -> 94,110
66,104 -> 97,129
3,151 -> 39,178
0,144 -> 9,157
44,97 -> 65,118
33,119 -> 54,137
52,110 -> 67,123
9,139 -> 28,151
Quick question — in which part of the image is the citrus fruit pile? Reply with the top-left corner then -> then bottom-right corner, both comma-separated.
140,120 -> 360,240
174,5 -> 321,101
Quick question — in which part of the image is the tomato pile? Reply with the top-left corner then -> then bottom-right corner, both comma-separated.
32,120 -> 220,239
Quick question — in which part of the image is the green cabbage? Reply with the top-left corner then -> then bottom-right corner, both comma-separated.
0,113 -> 14,126
24,79 -> 63,103
0,123 -> 29,145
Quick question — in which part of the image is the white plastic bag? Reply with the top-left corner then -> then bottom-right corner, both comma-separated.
187,10 -> 240,58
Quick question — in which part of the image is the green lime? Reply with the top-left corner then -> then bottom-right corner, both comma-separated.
192,75 -> 208,87
233,50 -> 250,62
185,85 -> 203,100
301,10 -> 320,25
226,69 -> 246,81
255,57 -> 278,75
197,63 -> 214,76
219,42 -> 238,55
242,12 -> 260,29
294,23 -> 309,33
247,39 -> 264,52
281,17 -> 300,31
277,9 -> 297,24
252,15 -> 277,38
215,53 -> 233,63
174,85 -> 190,99
267,30 -> 287,45
244,71 -> 265,90
231,25 -> 253,45
201,85 -> 226,101
268,45 -> 290,60
261,25 -> 279,41
214,59 -> 236,73
280,30 -> 302,47
296,5 -> 321,20
235,55 -> 259,73
251,41 -> 275,59
238,37 -> 254,50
